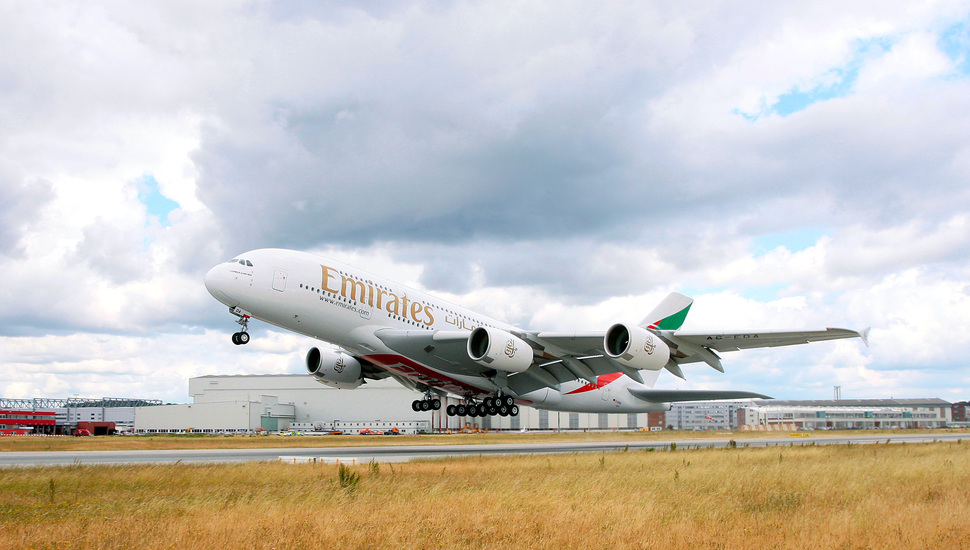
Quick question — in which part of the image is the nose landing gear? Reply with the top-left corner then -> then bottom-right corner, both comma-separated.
229,306 -> 251,345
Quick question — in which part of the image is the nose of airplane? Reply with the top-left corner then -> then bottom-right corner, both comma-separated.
204,263 -> 236,305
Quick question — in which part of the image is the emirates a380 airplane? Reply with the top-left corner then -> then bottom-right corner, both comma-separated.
204,249 -> 869,418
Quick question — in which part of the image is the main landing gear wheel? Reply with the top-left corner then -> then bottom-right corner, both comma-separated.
444,396 -> 520,417
412,397 -> 441,412
231,332 -> 250,345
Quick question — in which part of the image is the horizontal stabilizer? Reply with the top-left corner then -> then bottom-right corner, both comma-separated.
628,388 -> 770,403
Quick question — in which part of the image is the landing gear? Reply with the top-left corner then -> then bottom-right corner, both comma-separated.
444,394 -> 519,417
412,396 -> 442,412
229,306 -> 251,346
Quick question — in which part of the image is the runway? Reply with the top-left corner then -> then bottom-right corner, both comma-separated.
0,432 -> 964,467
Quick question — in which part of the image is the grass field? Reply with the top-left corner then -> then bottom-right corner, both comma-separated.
1,440 -> 968,549
0,428 -> 962,452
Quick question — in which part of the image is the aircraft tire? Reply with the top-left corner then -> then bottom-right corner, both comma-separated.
411,400 -> 421,412
432,399 -> 441,410
510,405 -> 519,416
231,333 -> 240,345
446,405 -> 456,416
483,397 -> 494,408
503,396 -> 515,407
456,404 -> 466,416
420,400 -> 431,412
499,405 -> 509,416
237,332 -> 250,345
488,406 -> 498,416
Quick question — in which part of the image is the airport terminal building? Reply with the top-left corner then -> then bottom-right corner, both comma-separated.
738,399 -> 952,430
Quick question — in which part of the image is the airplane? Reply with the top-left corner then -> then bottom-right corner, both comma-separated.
204,248 -> 869,417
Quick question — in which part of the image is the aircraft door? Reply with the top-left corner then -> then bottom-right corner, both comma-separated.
272,269 -> 288,292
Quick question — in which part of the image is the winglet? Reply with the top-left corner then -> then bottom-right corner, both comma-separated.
640,292 -> 694,330
859,327 -> 871,348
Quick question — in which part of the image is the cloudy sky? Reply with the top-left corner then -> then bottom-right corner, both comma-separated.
2,1 -> 969,404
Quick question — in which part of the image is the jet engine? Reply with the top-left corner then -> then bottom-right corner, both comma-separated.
306,347 -> 363,389
604,323 -> 671,371
467,326 -> 533,373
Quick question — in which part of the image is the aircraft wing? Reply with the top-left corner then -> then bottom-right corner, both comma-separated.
373,329 -> 631,396
664,327 -> 869,372
374,329 -> 487,377
670,327 -> 869,352
372,326 -> 869,396
525,327 -> 868,379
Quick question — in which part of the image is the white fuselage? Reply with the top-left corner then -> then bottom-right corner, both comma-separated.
204,248 -> 668,414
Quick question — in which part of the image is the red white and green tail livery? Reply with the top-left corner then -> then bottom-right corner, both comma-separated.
205,249 -> 870,416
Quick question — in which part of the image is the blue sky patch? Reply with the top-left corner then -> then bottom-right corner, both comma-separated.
677,283 -> 788,304
751,227 -> 828,256
940,19 -> 970,75
137,174 -> 180,226
735,37 -> 895,120
739,283 -> 790,303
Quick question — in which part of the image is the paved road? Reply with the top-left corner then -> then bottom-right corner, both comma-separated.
1,432 -> 964,467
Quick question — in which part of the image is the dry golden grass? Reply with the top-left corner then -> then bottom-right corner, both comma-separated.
2,441 -> 968,549
1,429 -> 962,452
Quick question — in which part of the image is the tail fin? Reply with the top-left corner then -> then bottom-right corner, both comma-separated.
639,292 -> 693,330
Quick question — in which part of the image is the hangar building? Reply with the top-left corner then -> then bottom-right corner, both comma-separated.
132,374 -> 668,433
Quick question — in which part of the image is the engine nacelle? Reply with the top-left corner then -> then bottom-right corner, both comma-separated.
604,323 -> 671,372
467,327 -> 533,373
306,347 -> 363,389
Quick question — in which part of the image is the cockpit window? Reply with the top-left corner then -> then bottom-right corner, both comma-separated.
245,260 -> 253,267
228,259 -> 238,263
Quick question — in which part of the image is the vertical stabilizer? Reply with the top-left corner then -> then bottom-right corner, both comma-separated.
639,292 -> 693,330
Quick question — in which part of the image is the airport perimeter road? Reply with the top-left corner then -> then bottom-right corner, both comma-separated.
0,432 -> 964,467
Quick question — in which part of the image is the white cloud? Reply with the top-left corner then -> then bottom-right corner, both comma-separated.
1,1 -> 969,403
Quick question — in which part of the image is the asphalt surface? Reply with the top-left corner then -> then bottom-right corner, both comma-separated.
1,432 -> 964,467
